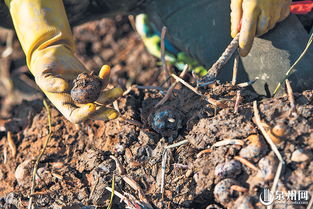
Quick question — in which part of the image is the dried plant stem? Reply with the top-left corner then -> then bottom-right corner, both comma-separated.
202,33 -> 239,82
237,79 -> 257,88
161,149 -> 168,199
51,172 -> 63,180
196,148 -> 212,158
164,139 -> 188,149
110,155 -> 126,175
7,131 -> 16,158
161,26 -> 171,86
234,156 -> 259,171
230,185 -> 248,193
285,79 -> 296,114
105,187 -> 126,199
105,187 -> 137,208
273,31 -> 313,96
3,147 -> 7,164
110,156 -> 151,206
161,139 -> 189,199
89,177 -> 99,199
171,73 -> 227,107
253,101 -> 284,209
171,74 -> 202,96
234,90 -> 241,113
211,139 -> 244,148
155,65 -> 189,108
107,174 -> 115,209
232,54 -> 239,85
105,187 -> 125,199
160,76 -> 171,88
128,15 -> 137,33
122,85 -> 134,96
28,99 -> 52,209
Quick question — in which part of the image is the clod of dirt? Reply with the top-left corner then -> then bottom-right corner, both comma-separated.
90,182 -> 111,206
254,152 -> 278,182
90,175 -> 122,206
88,158 -> 121,206
239,134 -> 267,161
192,147 -> 232,195
186,108 -> 256,149
233,196 -> 255,209
271,123 -> 287,138
14,159 -> 33,187
71,72 -> 102,104
36,167 -> 53,184
215,160 -> 242,179
291,149 -> 312,162
3,192 -> 20,209
4,100 -> 42,133
3,204 -> 18,209
148,106 -> 183,139
213,178 -> 240,206
76,149 -> 108,173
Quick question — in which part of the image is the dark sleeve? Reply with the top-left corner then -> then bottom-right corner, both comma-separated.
62,0 -> 146,27
0,1 -> 13,29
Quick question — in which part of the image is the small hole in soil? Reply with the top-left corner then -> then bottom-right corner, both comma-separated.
85,42 -> 94,56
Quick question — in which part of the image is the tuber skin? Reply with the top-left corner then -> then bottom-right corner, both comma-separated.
71,72 -> 102,104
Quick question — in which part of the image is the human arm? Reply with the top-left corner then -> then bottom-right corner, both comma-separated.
230,0 -> 291,56
4,0 -> 122,123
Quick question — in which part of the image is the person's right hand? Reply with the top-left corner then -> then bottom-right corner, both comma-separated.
230,0 -> 291,56
32,47 -> 123,123
5,0 -> 123,123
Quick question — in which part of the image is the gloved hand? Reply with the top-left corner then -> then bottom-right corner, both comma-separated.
5,0 -> 123,123
230,0 -> 291,56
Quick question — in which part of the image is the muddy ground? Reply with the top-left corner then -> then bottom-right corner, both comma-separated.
0,15 -> 312,209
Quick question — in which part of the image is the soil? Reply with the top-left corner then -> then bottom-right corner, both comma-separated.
0,16 -> 312,209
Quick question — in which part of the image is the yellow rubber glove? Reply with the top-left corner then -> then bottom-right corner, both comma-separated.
5,0 -> 123,123
230,0 -> 291,56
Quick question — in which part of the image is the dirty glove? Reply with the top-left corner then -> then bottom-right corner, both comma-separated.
230,0 -> 291,56
5,0 -> 123,123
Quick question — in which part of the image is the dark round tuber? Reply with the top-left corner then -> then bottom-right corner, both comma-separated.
71,72 -> 102,104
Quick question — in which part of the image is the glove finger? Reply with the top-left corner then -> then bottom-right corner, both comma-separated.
69,103 -> 97,123
98,65 -> 111,89
269,8 -> 282,30
256,12 -> 270,36
44,91 -> 96,123
239,3 -> 259,56
278,2 -> 290,22
96,87 -> 123,105
90,107 -> 119,121
230,0 -> 243,38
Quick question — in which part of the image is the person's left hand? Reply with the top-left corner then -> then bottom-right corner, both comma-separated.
230,0 -> 291,56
